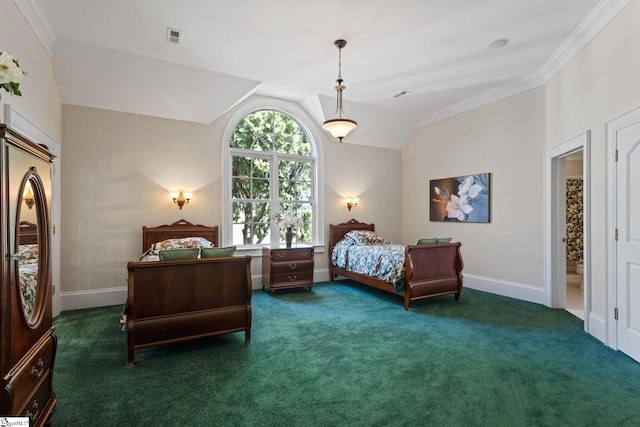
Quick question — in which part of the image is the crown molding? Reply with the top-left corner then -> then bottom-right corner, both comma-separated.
14,0 -> 56,56
419,0 -> 633,128
539,0 -> 633,82
419,72 -> 544,127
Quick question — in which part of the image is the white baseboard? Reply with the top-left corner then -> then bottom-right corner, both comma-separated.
587,311 -> 606,344
463,274 -> 546,305
58,269 -> 336,312
60,270 -> 606,347
61,287 -> 127,311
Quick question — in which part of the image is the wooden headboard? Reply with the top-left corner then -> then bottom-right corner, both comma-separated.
328,218 -> 375,257
141,219 -> 219,252
19,220 -> 38,245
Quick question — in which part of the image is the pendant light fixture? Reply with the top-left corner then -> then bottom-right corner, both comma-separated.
323,39 -> 357,143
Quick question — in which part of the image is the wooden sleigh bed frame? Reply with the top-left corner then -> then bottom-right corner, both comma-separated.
329,219 -> 463,310
126,219 -> 252,366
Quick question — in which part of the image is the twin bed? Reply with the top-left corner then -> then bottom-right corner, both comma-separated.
329,219 -> 463,310
125,220 -> 252,366
16,220 -> 39,320
125,218 -> 462,363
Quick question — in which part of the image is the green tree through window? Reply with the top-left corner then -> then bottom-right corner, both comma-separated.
230,109 -> 315,245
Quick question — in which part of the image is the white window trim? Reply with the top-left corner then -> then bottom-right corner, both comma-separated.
221,99 -> 325,254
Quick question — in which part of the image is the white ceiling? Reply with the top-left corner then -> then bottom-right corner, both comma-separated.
21,0 -> 624,149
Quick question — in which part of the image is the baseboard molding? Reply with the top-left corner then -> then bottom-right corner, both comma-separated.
587,311 -> 606,344
59,269 -> 336,312
463,274 -> 546,305
61,270 -> 606,348
61,287 -> 127,312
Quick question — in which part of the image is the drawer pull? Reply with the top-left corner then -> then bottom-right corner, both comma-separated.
288,263 -> 298,270
288,275 -> 297,282
31,358 -> 44,378
26,399 -> 39,421
277,252 -> 285,258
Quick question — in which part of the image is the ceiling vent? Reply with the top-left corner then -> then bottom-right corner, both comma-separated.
167,27 -> 182,44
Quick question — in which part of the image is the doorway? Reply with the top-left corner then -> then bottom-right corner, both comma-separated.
564,151 -> 584,320
544,131 -> 591,332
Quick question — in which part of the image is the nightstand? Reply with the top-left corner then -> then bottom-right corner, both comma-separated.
262,244 -> 314,293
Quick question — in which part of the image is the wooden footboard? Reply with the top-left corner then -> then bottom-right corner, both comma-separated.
126,256 -> 252,366
404,243 -> 463,310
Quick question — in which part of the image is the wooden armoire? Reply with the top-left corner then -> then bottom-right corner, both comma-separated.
0,125 -> 57,426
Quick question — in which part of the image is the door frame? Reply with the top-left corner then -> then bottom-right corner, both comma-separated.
605,105 -> 640,350
544,130 -> 591,331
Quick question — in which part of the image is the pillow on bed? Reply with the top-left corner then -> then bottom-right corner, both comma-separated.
416,238 -> 439,245
158,248 -> 200,260
344,230 -> 388,245
149,237 -> 214,255
437,237 -> 452,243
201,246 -> 237,258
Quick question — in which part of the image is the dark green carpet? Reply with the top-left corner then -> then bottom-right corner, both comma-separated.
52,282 -> 640,426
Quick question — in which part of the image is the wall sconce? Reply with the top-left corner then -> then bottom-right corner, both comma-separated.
170,191 -> 192,209
345,197 -> 359,211
23,186 -> 35,209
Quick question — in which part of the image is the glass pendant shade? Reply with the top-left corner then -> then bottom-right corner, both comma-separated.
323,118 -> 357,141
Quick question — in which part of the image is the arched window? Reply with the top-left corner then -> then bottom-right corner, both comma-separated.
223,101 -> 323,248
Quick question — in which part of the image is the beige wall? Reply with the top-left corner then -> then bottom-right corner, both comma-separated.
403,0 -> 640,321
545,0 -> 640,316
60,98 -> 401,295
0,2 -> 61,139
402,87 -> 546,288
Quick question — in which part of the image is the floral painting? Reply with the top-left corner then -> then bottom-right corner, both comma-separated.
430,173 -> 490,223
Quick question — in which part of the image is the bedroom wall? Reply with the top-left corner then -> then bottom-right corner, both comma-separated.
402,0 -> 639,340
59,96 -> 401,308
545,0 -> 640,318
0,1 -> 61,140
402,87 -> 546,302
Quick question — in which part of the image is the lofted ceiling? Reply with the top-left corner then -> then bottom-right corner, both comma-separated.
20,0 -> 623,149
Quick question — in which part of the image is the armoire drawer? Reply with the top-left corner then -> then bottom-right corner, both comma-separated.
7,334 -> 55,412
18,371 -> 55,425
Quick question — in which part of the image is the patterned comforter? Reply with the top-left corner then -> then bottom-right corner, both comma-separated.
331,232 -> 406,293
17,244 -> 39,320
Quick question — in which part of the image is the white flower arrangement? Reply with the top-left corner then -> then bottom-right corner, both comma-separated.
274,211 -> 303,230
0,51 -> 25,96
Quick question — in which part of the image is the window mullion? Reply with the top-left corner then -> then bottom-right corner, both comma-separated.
270,152 -> 279,246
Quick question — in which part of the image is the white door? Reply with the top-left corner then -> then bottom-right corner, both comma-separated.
615,117 -> 640,362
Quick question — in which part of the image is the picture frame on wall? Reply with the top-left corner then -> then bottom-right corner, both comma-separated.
429,173 -> 490,223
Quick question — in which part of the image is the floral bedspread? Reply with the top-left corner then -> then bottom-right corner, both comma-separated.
331,235 -> 406,292
17,244 -> 39,320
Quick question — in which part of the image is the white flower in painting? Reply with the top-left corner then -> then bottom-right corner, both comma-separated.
446,194 -> 473,221
458,176 -> 482,198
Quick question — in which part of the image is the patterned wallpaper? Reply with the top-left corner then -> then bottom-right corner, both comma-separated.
566,178 -> 583,262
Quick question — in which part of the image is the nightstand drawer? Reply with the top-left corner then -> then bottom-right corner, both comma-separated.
271,259 -> 313,274
271,271 -> 313,287
272,248 -> 313,261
